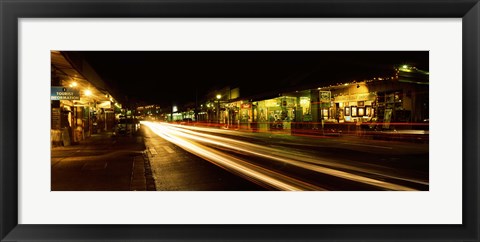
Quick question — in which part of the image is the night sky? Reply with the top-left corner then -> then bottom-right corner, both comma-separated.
79,51 -> 428,107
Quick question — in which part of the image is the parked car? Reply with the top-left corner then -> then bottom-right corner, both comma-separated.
115,117 -> 140,136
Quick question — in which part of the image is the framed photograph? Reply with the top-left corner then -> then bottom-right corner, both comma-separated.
357,107 -> 365,117
344,106 -> 351,116
1,0 -> 479,242
351,106 -> 358,117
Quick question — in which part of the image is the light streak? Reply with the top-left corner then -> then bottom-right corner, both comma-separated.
142,121 -> 423,191
144,122 -> 323,191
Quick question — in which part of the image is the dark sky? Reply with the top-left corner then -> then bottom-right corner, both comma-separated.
79,51 -> 428,107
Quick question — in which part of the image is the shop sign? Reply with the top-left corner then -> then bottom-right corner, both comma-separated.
320,91 -> 331,108
334,93 -> 375,102
319,91 -> 331,102
265,99 -> 279,107
97,101 -> 112,108
241,103 -> 251,109
51,86 -> 80,100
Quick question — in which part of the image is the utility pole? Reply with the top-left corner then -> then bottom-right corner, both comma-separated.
216,94 -> 221,124
195,88 -> 198,122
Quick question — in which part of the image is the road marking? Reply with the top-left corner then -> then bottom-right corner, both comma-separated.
163,146 -> 175,154
149,148 -> 158,155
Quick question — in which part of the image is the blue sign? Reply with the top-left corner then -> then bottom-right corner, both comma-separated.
51,86 -> 80,100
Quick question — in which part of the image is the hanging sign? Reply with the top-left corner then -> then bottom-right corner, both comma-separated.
320,91 -> 331,108
319,91 -> 331,102
51,86 -> 80,100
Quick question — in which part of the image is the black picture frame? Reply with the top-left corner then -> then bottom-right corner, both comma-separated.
1,0 -> 479,241
351,106 -> 358,117
345,106 -> 351,116
357,107 -> 365,117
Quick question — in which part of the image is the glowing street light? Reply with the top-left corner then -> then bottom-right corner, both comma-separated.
84,89 -> 92,96
216,94 -> 221,124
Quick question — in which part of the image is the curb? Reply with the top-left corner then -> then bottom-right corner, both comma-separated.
143,150 -> 157,191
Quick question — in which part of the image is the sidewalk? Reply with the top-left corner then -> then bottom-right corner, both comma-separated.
51,131 -> 155,191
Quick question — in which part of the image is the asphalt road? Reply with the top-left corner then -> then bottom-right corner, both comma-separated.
141,121 -> 429,191
142,125 -> 266,191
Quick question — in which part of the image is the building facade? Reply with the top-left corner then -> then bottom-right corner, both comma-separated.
157,65 -> 429,135
51,51 -> 120,146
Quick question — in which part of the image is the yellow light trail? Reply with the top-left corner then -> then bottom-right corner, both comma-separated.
142,121 -> 421,191
144,122 -> 323,191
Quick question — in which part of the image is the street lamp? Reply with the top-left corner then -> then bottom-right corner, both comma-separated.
172,105 -> 177,122
216,94 -> 221,124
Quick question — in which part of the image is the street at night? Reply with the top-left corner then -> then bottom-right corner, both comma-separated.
50,51 -> 429,191
52,122 -> 428,191
142,122 -> 428,191
5,5 -> 473,242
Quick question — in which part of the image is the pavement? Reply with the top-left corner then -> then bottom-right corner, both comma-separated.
51,130 -> 155,191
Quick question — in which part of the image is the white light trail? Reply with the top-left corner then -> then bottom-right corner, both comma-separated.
142,121 -> 421,191
144,122 -> 323,191
167,123 -> 429,187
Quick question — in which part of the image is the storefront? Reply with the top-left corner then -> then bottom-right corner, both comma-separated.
325,72 -> 428,130
51,51 -> 120,146
333,88 -> 377,123
255,96 -> 298,131
223,101 -> 241,128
